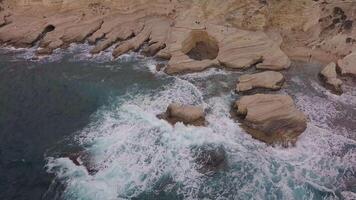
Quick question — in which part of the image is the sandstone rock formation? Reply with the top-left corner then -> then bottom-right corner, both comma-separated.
234,94 -> 307,146
0,0 -> 293,75
320,62 -> 343,94
164,26 -> 291,74
337,52 -> 356,77
158,103 -> 206,126
236,71 -> 285,92
1,0 -> 356,66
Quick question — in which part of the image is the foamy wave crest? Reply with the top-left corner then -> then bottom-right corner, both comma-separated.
46,67 -> 356,199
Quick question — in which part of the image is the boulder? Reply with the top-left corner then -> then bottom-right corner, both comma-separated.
234,94 -> 307,146
337,52 -> 356,76
236,71 -> 285,92
158,103 -> 206,126
191,144 -> 227,174
319,62 -> 343,94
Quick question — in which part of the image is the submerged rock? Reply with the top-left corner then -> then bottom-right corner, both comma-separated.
319,62 -> 343,94
234,94 -> 307,146
158,103 -> 206,126
236,71 -> 285,92
337,52 -> 356,76
191,144 -> 227,174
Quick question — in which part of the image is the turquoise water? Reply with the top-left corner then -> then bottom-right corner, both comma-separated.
0,44 -> 355,200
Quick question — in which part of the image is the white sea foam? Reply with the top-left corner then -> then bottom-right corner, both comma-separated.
45,61 -> 356,199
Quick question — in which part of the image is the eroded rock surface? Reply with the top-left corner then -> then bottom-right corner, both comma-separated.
0,0 -> 292,75
1,0 -> 356,72
158,103 -> 206,126
320,62 -> 343,94
234,94 -> 307,146
236,71 -> 285,92
337,52 -> 356,77
164,27 -> 290,74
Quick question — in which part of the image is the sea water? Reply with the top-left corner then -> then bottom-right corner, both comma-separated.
0,44 -> 355,200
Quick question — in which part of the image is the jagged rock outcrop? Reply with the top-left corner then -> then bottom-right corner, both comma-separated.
0,0 -> 292,75
1,0 -> 356,70
236,71 -> 285,92
319,62 -> 343,94
164,25 -> 290,74
158,103 -> 206,126
112,16 -> 171,58
234,94 -> 307,146
337,52 -> 356,77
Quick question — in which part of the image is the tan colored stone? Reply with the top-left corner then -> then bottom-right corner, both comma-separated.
234,94 -> 307,146
158,103 -> 206,126
320,62 -> 343,94
237,71 -> 285,92
165,26 -> 290,74
2,0 -> 356,70
337,52 -> 356,76
112,17 -> 171,58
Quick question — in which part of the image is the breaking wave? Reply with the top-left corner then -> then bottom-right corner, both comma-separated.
44,58 -> 356,200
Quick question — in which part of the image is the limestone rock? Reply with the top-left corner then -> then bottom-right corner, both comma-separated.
319,62 -> 343,94
165,26 -> 291,74
158,103 -> 206,126
0,0 -> 292,75
217,30 -> 291,71
234,94 -> 307,146
337,52 -> 356,76
0,16 -> 49,47
236,71 -> 285,92
38,17 -> 104,54
112,17 -> 171,58
1,0 -> 356,67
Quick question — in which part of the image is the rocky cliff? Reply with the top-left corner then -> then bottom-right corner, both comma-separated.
1,0 -> 355,66
1,0 -> 355,144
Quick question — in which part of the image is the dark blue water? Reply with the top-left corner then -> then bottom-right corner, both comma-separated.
0,48 -> 165,200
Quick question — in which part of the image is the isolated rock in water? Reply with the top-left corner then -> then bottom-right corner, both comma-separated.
158,103 -> 206,126
236,71 -> 285,92
337,52 -> 356,76
191,144 -> 227,174
234,94 -> 307,146
320,62 -> 343,94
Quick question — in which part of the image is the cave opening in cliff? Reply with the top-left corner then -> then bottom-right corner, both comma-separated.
182,30 -> 219,61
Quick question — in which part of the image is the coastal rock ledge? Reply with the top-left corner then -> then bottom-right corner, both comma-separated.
337,52 -> 356,77
0,0 -> 291,75
233,94 -> 307,146
158,103 -> 206,126
319,62 -> 343,94
236,71 -> 285,92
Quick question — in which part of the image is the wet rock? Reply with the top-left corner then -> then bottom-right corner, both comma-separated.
234,94 -> 307,146
158,103 -> 206,126
337,52 -> 356,77
191,144 -> 227,174
319,62 -> 343,94
236,71 -> 285,92
155,63 -> 165,71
